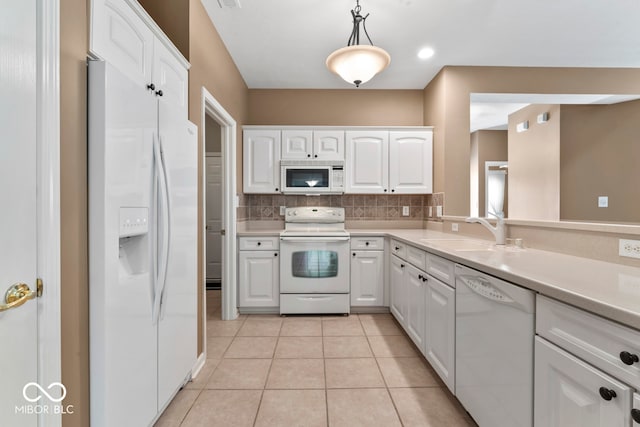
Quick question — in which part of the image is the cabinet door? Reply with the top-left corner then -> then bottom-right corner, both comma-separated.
535,337 -> 632,427
389,255 -> 406,326
405,264 -> 426,350
153,40 -> 188,118
243,130 -> 281,193
633,393 -> 640,425
350,250 -> 384,306
238,251 -> 279,307
345,131 -> 389,193
313,130 -> 345,160
90,0 -> 154,86
281,130 -> 313,160
389,131 -> 433,194
425,276 -> 455,392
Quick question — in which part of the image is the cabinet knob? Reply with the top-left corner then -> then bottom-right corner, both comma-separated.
391,189 -> 395,193
418,274 -> 423,280
400,264 -> 405,268
307,154 -> 311,158
353,253 -> 356,257
274,253 -> 278,257
384,189 -> 387,192
599,387 -> 617,401
314,154 -> 318,158
620,351 -> 639,365
155,90 -> 163,97
275,188 -> 279,192
365,241 -> 370,246
257,242 -> 261,246
395,246 -> 400,251
147,83 -> 155,91
631,408 -> 640,423
422,276 -> 427,282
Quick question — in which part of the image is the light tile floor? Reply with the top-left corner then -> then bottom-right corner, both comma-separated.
154,290 -> 477,427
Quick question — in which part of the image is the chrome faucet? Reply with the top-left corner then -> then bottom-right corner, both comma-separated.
465,216 -> 505,245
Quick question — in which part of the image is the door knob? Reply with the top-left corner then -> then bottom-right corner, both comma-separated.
0,283 -> 36,312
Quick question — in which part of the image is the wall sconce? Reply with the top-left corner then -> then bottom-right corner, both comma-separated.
516,121 -> 529,133
537,112 -> 549,124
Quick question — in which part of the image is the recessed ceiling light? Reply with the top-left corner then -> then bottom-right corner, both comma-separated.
417,47 -> 435,60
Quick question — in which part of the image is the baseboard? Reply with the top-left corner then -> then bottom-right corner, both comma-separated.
191,352 -> 206,380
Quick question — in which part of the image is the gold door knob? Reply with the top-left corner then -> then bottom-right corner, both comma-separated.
0,283 -> 36,312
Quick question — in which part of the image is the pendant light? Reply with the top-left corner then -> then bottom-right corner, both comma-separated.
326,0 -> 391,87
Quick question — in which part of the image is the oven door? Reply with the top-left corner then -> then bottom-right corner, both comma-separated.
280,236 -> 350,293
281,166 -> 332,193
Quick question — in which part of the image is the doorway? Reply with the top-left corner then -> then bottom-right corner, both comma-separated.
200,88 -> 238,357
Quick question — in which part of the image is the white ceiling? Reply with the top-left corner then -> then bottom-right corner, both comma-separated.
201,0 -> 640,89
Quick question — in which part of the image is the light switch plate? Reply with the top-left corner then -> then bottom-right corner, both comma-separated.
436,205 -> 443,217
402,206 -> 410,216
279,206 -> 286,216
598,196 -> 608,208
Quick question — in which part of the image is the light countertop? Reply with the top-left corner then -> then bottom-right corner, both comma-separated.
238,227 -> 640,330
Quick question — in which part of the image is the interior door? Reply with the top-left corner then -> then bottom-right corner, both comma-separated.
0,0 -> 38,425
206,155 -> 223,282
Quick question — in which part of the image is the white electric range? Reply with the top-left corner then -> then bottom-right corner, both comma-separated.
279,207 -> 350,315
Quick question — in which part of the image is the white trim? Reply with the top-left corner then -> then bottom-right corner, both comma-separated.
242,125 -> 434,131
484,161 -> 507,219
191,353 -> 207,380
201,87 -> 238,328
36,0 -> 62,425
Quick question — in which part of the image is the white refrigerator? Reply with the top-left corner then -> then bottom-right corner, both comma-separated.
88,61 -> 198,427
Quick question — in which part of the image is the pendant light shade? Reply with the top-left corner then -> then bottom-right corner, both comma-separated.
326,1 -> 390,87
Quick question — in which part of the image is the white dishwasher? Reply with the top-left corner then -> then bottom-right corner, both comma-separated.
455,264 -> 535,427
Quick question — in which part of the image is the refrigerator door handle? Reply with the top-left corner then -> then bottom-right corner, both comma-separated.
158,133 -> 172,321
152,132 -> 171,325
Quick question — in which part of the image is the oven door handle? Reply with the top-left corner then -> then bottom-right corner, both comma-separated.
280,236 -> 350,243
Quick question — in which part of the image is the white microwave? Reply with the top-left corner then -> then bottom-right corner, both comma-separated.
280,160 -> 344,194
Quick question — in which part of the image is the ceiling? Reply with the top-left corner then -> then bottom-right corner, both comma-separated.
201,0 -> 640,90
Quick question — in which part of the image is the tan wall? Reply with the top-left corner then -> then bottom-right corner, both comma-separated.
508,104 -> 561,220
60,0 -> 89,425
248,89 -> 423,126
188,0 -> 249,355
471,130 -> 508,217
424,66 -> 640,217
205,114 -> 222,153
560,101 -> 640,223
137,0 -> 189,59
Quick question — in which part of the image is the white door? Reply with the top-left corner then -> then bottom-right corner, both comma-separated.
243,130 -> 281,193
206,155 -> 223,282
238,251 -> 279,307
425,277 -> 455,392
389,131 -> 433,194
535,337 -> 632,427
313,130 -> 344,160
1,0 -> 39,425
345,131 -> 388,193
350,251 -> 384,306
281,130 -> 313,159
389,255 -> 406,326
405,264 -> 426,349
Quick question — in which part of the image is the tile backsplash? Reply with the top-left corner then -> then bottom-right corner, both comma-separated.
237,193 -> 445,222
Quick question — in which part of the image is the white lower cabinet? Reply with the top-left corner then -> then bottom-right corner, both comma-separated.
424,275 -> 455,392
350,250 -> 384,306
405,263 -> 426,349
535,336 -> 632,427
390,254 -> 407,325
238,250 -> 279,307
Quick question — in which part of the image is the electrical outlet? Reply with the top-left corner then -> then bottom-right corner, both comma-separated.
436,205 -> 443,217
402,206 -> 410,216
279,206 -> 286,216
451,223 -> 459,232
598,196 -> 608,208
619,239 -> 640,259
428,206 -> 433,217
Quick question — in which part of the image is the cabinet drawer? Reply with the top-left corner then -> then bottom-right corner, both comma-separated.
390,239 -> 406,259
426,254 -> 455,287
350,237 -> 384,250
238,236 -> 280,251
405,245 -> 426,270
537,295 -> 640,390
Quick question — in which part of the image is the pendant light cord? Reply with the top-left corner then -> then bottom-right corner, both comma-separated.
347,0 -> 373,46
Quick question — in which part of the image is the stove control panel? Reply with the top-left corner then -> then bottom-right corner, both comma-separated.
284,207 -> 345,223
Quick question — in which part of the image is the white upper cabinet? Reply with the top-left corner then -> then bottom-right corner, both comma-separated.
389,131 -> 433,194
243,130 -> 281,193
281,130 -> 313,160
313,131 -> 345,160
281,130 -> 344,160
345,131 -> 389,193
90,0 -> 188,117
